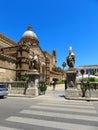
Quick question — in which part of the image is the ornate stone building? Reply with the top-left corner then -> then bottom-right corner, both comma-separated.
0,25 -> 63,84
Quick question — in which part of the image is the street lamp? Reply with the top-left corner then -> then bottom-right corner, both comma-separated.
80,69 -> 85,82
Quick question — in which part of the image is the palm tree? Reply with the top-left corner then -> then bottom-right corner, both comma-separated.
62,62 -> 66,81
62,62 -> 66,70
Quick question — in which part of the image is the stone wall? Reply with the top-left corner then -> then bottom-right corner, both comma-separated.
0,60 -> 16,81
7,82 -> 38,97
0,68 -> 16,81
0,60 -> 16,69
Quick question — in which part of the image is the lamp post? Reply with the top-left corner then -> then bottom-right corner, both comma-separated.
88,69 -> 90,79
80,69 -> 85,97
80,69 -> 85,82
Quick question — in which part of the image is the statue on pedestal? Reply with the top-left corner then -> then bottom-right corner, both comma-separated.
28,54 -> 40,96
66,46 -> 76,88
65,46 -> 78,98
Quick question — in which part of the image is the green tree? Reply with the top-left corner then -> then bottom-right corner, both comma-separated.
52,78 -> 59,83
90,68 -> 95,75
20,76 -> 28,81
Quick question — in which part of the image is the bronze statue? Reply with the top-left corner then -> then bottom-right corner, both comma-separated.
66,46 -> 75,68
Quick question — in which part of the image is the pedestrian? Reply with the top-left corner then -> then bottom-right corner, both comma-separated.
65,80 -> 67,90
50,82 -> 52,87
53,81 -> 56,90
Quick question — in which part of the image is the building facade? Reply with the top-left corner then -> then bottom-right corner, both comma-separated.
0,25 -> 63,84
77,65 -> 98,76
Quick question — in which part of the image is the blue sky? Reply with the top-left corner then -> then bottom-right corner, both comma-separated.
0,0 -> 98,69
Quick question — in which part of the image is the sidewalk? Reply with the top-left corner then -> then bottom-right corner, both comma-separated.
40,84 -> 98,101
8,84 -> 98,101
41,84 -> 65,100
8,84 -> 65,100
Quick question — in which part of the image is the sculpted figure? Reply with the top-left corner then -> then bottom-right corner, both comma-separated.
66,46 -> 75,68
33,59 -> 38,69
30,55 -> 38,70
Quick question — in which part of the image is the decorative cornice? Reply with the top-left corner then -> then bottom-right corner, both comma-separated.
0,33 -> 17,46
0,67 -> 16,71
0,53 -> 16,62
50,70 -> 62,75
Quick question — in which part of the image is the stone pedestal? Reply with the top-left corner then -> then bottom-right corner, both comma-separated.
27,69 -> 40,96
65,88 -> 81,98
28,69 -> 40,82
26,87 -> 38,96
66,69 -> 77,88
65,68 -> 79,98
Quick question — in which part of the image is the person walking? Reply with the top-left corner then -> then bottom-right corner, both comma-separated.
53,81 -> 56,90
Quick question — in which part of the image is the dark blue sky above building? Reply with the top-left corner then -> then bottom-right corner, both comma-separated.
0,0 -> 98,68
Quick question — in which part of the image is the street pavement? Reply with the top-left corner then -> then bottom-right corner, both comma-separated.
0,84 -> 98,130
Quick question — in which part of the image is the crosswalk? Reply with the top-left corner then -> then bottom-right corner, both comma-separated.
1,99 -> 98,130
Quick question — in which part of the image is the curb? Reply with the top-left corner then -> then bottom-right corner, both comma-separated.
65,96 -> 98,101
8,94 -> 36,98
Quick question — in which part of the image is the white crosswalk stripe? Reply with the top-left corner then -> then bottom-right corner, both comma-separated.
6,116 -> 98,130
20,109 -> 98,122
4,100 -> 98,130
37,102 -> 95,109
0,126 -> 21,130
30,105 -> 97,114
40,100 -> 93,105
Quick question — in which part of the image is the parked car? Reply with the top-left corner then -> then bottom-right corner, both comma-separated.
0,84 -> 8,98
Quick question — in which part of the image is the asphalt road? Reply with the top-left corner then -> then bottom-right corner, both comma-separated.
0,86 -> 98,130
